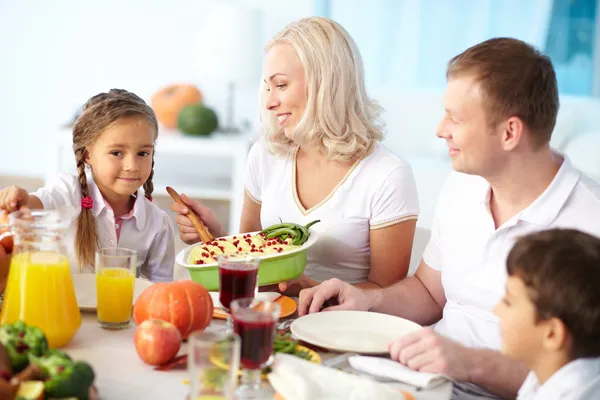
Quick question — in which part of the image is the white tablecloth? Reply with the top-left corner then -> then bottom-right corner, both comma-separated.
65,314 -> 190,400
65,314 -> 452,400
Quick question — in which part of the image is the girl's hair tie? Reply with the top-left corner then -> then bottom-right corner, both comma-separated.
81,196 -> 93,209
146,196 -> 153,202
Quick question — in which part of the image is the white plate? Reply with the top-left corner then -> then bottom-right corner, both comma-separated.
290,310 -> 423,354
208,291 -> 281,308
72,273 -> 154,312
176,229 -> 320,269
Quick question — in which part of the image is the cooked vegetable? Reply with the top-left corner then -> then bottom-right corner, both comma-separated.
259,220 -> 321,246
274,332 -> 314,361
0,321 -> 48,372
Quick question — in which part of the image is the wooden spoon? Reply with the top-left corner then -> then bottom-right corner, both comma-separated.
165,186 -> 214,243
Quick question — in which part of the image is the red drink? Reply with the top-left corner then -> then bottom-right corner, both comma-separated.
218,263 -> 258,311
233,315 -> 276,369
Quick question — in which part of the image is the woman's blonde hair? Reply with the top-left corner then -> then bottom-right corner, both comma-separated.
261,16 -> 384,161
72,89 -> 158,270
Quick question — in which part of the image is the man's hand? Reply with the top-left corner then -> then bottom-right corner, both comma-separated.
389,327 -> 472,381
298,278 -> 378,316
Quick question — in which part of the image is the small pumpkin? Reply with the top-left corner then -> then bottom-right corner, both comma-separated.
177,104 -> 219,136
133,281 -> 213,339
151,84 -> 203,129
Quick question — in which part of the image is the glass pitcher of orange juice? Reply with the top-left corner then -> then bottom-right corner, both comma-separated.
0,210 -> 81,348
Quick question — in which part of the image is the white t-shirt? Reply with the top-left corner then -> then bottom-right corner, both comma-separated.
517,357 -> 600,400
422,156 -> 600,399
33,173 -> 175,282
423,156 -> 600,349
244,142 -> 419,283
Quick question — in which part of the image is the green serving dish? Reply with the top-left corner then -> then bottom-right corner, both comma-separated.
175,230 -> 320,291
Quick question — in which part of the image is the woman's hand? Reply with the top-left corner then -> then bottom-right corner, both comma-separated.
169,194 -> 226,244
0,186 -> 29,213
277,274 -> 319,297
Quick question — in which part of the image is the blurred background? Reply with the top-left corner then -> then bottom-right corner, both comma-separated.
1,0 -> 599,274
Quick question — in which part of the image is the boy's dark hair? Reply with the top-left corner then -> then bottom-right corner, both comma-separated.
506,228 -> 600,359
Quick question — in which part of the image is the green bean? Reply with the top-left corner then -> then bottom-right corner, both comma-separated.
293,224 -> 310,245
259,223 -> 296,235
266,227 -> 299,239
304,219 -> 321,230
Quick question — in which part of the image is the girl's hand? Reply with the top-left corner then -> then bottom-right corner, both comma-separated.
0,186 -> 29,213
169,194 -> 226,244
278,274 -> 319,297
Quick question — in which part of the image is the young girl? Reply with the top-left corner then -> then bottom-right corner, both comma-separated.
0,89 -> 174,281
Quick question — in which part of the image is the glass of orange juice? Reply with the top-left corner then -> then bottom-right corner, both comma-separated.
95,247 -> 136,329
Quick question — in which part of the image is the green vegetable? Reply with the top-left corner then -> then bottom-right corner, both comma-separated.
273,332 -> 313,361
0,320 -> 48,372
30,351 -> 95,400
304,220 -> 321,230
259,220 -> 321,246
177,104 -> 219,136
265,228 -> 299,240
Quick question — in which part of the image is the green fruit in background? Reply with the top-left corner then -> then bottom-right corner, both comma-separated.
177,104 -> 219,136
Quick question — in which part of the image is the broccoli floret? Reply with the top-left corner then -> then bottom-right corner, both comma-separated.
44,361 -> 95,400
29,348 -> 72,378
0,320 -> 48,372
29,350 -> 94,400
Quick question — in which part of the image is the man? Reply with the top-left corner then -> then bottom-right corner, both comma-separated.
299,37 -> 600,399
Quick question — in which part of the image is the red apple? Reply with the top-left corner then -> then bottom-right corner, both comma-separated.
134,319 -> 182,366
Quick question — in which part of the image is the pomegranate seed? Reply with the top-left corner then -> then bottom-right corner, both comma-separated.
219,238 -> 225,241
210,251 -> 215,256
15,342 -> 28,354
233,240 -> 239,247
196,260 -> 204,265
233,236 -> 237,239
219,246 -> 224,252
238,247 -> 242,251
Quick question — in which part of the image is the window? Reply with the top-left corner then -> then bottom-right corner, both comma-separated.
315,0 -> 599,96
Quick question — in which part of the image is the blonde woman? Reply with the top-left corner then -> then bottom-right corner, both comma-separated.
171,17 -> 419,294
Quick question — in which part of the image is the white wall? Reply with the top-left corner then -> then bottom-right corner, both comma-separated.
0,0 -> 315,177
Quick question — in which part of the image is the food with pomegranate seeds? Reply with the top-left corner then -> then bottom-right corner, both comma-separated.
188,220 -> 320,265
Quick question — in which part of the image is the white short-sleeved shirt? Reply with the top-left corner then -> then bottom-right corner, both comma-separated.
517,357 -> 600,400
244,142 -> 419,283
422,155 -> 600,350
33,173 -> 175,282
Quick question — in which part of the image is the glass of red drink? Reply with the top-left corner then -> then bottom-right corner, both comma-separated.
216,254 -> 259,313
230,297 -> 280,399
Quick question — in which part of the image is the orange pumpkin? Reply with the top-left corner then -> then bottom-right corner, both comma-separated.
151,84 -> 203,129
133,280 -> 213,339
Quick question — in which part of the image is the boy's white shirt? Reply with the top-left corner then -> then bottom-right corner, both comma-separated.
32,172 -> 174,282
518,357 -> 600,400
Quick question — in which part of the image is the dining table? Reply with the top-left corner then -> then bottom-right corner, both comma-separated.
64,310 -> 453,400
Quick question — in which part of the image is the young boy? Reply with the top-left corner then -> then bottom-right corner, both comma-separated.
494,228 -> 600,400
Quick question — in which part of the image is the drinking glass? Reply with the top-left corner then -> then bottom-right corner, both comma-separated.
188,330 -> 241,400
230,298 -> 280,399
95,247 -> 136,329
217,254 -> 259,327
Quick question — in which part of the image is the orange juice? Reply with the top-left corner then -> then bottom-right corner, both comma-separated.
96,267 -> 134,324
0,251 -> 81,348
